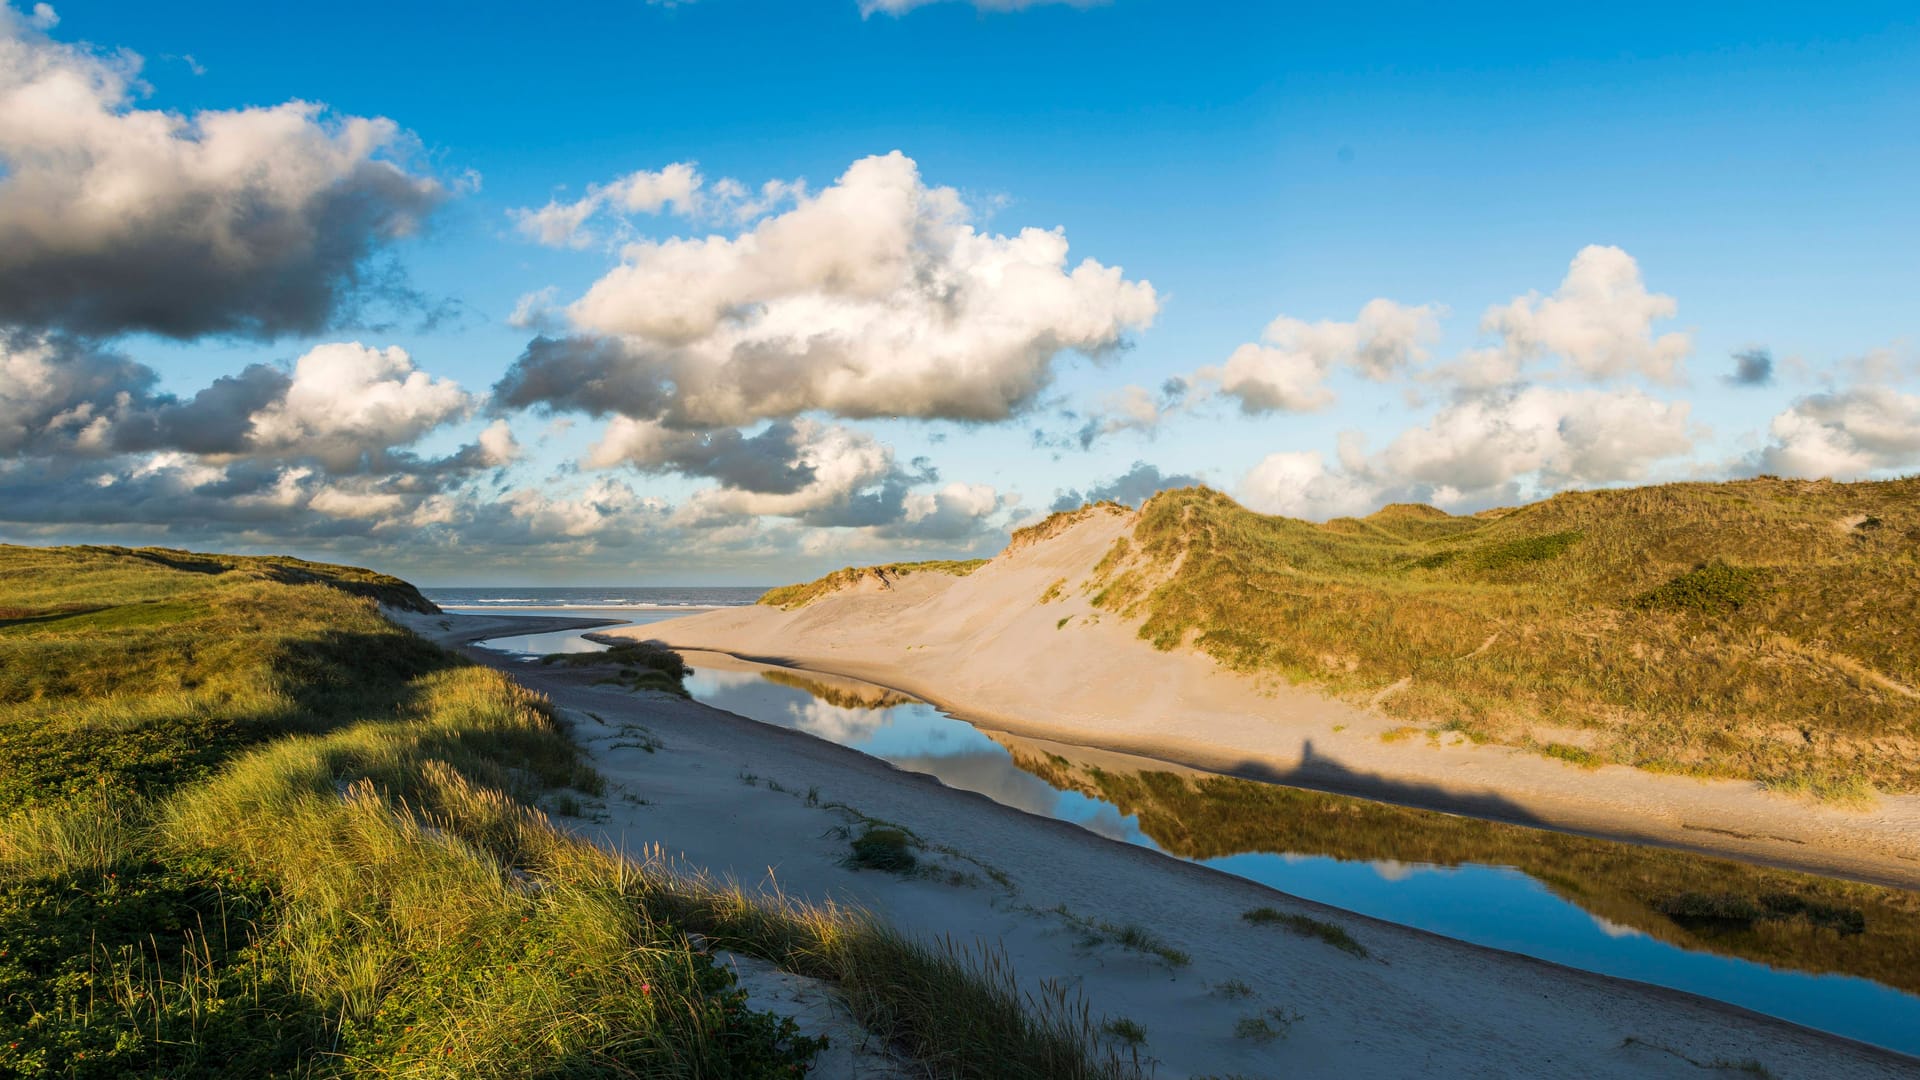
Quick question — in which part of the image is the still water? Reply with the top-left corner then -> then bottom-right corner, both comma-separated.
461,608 -> 1920,1057
467,609 -> 703,656
432,586 -> 761,656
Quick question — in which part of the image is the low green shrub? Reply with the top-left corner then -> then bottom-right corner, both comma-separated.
1632,561 -> 1770,615
1464,530 -> 1583,572
847,826 -> 918,873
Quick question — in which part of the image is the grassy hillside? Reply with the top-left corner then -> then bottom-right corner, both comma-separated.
1085,479 -> 1920,798
0,545 -> 1133,1078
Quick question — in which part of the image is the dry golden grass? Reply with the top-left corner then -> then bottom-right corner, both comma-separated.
759,559 -> 989,610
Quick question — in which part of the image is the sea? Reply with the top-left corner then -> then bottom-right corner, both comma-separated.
423,586 -> 767,611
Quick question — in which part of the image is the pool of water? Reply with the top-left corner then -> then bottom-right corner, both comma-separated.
469,612 -> 1920,1058
451,607 -> 710,657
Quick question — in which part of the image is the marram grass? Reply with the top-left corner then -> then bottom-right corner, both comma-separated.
1081,479 -> 1918,797
759,559 -> 988,610
0,544 -> 1136,1079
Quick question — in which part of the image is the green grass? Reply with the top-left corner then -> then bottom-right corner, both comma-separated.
540,640 -> 693,695
1232,1007 -> 1301,1043
1241,908 -> 1368,957
1461,530 -> 1583,572
758,559 -> 989,610
1099,1017 -> 1146,1047
846,826 -> 919,873
1079,479 -> 1920,795
1047,905 -> 1191,969
1633,561 -> 1772,615
0,544 -> 1140,1079
1539,741 -> 1605,769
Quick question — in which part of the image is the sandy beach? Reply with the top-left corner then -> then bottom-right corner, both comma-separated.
608,510 -> 1920,891
404,609 -> 1915,1078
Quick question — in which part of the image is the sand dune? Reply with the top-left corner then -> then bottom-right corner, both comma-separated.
617,508 -> 1920,888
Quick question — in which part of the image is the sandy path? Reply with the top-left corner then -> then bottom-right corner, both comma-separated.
609,512 -> 1920,891
411,613 -> 1915,1079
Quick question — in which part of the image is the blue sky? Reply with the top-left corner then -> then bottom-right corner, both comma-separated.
1,1 -> 1916,583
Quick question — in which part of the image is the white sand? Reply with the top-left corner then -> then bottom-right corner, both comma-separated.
409,613 -> 1913,1079
613,510 -> 1920,890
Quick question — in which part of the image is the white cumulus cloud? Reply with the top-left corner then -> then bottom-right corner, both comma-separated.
247,343 -> 473,470
1200,299 -> 1442,414
1240,387 -> 1696,519
1240,449 -> 1382,520
1475,244 -> 1692,385
0,7 -> 444,338
496,151 -> 1158,427
509,162 -> 704,248
673,420 -> 902,523
1758,386 -> 1920,480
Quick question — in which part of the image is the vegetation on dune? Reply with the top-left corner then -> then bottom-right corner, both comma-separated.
0,544 -> 439,619
845,826 -> 919,873
1086,480 -> 1920,796
541,640 -> 694,695
1007,502 -> 1130,551
1241,908 -> 1367,957
758,559 -> 989,610
1004,744 -> 1920,995
0,544 -> 1139,1079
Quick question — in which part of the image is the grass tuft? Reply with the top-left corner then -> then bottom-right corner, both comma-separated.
1100,1016 -> 1147,1047
1242,907 -> 1368,957
846,826 -> 919,873
1233,1007 -> 1303,1043
540,640 -> 693,695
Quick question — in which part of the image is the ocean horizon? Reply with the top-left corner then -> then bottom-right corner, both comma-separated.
425,586 -> 767,610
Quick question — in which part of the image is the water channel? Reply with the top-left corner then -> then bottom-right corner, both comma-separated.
448,603 -> 1920,1057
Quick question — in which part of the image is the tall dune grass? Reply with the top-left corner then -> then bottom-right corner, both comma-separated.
759,559 -> 987,610
0,544 -> 1135,1078
1082,479 -> 1920,797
